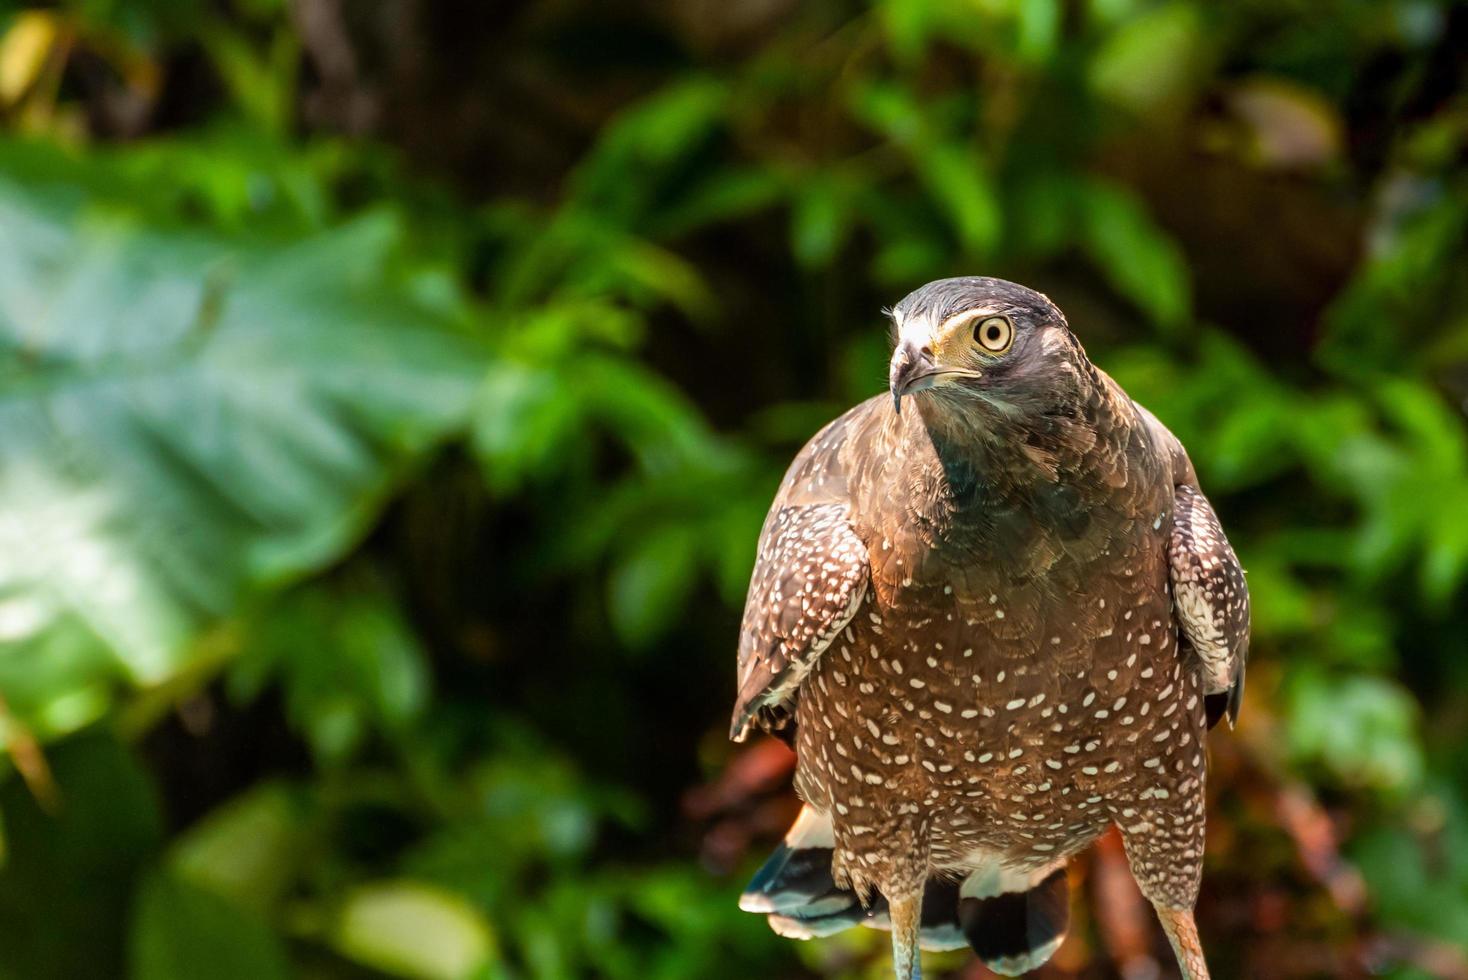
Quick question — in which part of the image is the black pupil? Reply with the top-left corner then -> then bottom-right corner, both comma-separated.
986,324 -> 1002,343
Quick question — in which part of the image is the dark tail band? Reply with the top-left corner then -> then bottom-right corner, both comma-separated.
959,867 -> 1070,976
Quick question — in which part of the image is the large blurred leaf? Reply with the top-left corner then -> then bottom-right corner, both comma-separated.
0,134 -> 348,234
0,174 -> 485,742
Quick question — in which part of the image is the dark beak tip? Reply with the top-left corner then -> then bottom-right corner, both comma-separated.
889,340 -> 932,415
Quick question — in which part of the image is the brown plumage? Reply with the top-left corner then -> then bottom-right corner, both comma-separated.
731,278 -> 1248,980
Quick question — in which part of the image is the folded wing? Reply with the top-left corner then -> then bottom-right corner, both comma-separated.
730,500 -> 868,741
1168,483 -> 1250,726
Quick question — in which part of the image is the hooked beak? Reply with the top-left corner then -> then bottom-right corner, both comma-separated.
889,340 -> 937,415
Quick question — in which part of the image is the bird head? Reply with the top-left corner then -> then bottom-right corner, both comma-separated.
887,277 -> 1085,420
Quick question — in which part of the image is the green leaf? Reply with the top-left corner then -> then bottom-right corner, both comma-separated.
0,733 -> 163,980
228,578 -> 432,766
567,77 -> 729,226
1078,179 -> 1191,329
1089,2 -> 1209,113
578,356 -> 728,474
917,145 -> 1002,256
332,881 -> 497,980
848,82 -> 1001,255
878,0 -> 946,62
0,130 -> 344,235
654,166 -> 784,237
129,869 -> 292,980
790,179 -> 851,267
1285,668 -> 1424,793
169,783 -> 316,914
607,525 -> 700,649
471,363 -> 581,493
1319,184 -> 1468,378
1237,553 -> 1315,637
196,20 -> 298,136
1015,0 -> 1063,63
1351,789 -> 1468,947
0,174 -> 485,743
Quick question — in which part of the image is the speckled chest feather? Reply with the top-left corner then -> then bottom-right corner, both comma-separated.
790,386 -> 1209,901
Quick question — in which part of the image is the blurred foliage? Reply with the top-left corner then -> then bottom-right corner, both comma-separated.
0,0 -> 1466,978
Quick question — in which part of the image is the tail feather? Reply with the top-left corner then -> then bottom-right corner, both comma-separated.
959,867 -> 1070,976
757,871 -> 970,951
739,806 -> 1069,966
738,805 -> 846,916
739,806 -> 965,951
738,840 -> 851,918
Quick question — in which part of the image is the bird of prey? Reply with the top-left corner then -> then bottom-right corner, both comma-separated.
730,278 -> 1248,980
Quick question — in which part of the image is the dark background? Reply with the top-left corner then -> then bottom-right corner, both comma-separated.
0,0 -> 1466,977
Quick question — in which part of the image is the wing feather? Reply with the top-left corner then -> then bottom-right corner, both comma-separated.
730,502 -> 868,741
1167,484 -> 1250,726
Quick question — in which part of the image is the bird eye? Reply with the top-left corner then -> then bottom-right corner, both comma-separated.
974,315 -> 1013,354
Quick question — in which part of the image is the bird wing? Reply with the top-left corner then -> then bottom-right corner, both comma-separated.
730,500 -> 869,741
1135,403 -> 1250,725
1167,483 -> 1250,726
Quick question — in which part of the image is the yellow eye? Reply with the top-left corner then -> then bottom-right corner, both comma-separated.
974,315 -> 1013,353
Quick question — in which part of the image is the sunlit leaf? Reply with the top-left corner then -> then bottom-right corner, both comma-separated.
1014,0 -> 1062,63
878,0 -> 946,62
169,783 -> 314,915
0,12 -> 58,106
1089,1 -> 1209,113
197,20 -> 298,136
1226,77 -> 1343,170
0,174 -> 484,743
333,881 -> 496,980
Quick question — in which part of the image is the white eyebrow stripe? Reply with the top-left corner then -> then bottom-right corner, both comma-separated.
939,307 -> 1003,335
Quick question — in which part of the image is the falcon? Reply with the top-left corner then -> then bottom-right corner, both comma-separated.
730,278 -> 1248,980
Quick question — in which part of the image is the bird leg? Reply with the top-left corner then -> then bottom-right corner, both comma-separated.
1154,904 -> 1210,980
888,888 -> 924,980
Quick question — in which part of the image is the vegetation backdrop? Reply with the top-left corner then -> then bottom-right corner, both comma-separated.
1,1 -> 1466,978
